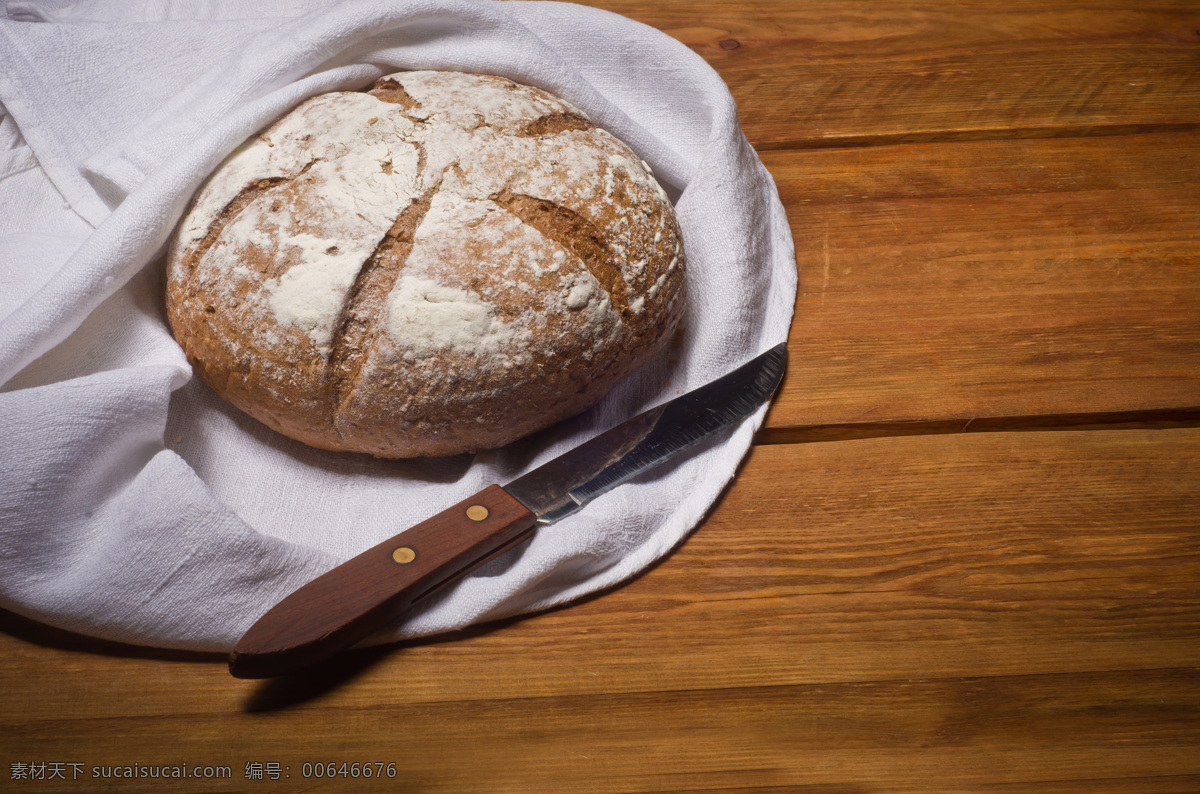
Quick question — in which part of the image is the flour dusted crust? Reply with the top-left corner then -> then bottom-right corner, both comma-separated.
166,71 -> 685,458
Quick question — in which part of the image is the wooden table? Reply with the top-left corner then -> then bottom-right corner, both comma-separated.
3,2 -> 1198,790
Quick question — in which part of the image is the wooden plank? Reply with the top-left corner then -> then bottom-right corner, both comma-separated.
1,671 -> 1196,792
577,0 -> 1200,147
1,430 -> 1197,790
762,130 -> 1200,437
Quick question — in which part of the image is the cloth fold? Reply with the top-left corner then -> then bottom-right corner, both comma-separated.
0,0 -> 795,651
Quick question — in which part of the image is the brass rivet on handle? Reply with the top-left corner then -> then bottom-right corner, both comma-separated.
392,546 -> 416,564
466,505 -> 489,522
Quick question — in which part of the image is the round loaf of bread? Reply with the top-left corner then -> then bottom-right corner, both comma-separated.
166,71 -> 685,458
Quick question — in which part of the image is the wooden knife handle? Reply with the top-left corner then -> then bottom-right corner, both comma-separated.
229,484 -> 537,679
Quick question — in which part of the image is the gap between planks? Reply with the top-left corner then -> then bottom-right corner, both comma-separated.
756,407 -> 1200,446
751,122 -> 1200,152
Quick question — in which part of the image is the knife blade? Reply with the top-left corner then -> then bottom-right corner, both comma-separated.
229,342 -> 787,678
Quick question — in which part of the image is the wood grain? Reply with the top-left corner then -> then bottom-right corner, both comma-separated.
762,130 -> 1200,439
579,0 -> 1200,148
1,431 -> 1197,791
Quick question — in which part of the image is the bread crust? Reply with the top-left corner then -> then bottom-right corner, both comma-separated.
166,71 -> 685,458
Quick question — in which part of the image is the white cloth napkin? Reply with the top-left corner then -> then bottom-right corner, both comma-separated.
0,0 -> 795,651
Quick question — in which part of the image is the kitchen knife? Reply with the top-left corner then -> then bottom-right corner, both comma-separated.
229,342 -> 787,678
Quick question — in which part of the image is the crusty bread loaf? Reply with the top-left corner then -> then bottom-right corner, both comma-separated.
166,71 -> 685,458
